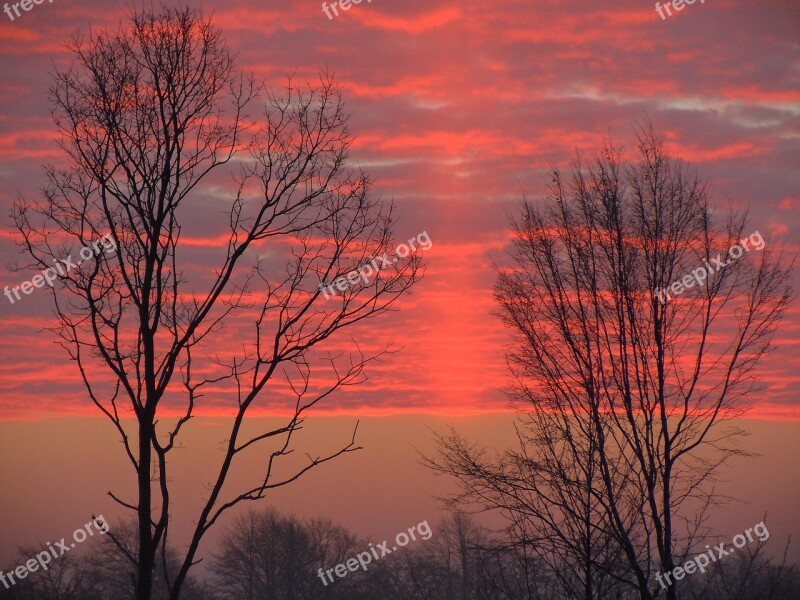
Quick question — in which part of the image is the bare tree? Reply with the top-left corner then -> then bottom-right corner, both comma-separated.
370,510 -> 549,600
0,521 -> 215,600
429,423 -> 628,599
0,545 -> 95,600
12,6 -> 422,600
427,126 -> 792,600
82,520 -> 215,600
210,508 -> 362,600
680,532 -> 798,600
378,512 -> 487,600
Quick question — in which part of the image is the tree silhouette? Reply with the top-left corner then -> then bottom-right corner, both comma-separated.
4,508 -> 794,598
427,126 -> 792,600
12,6 -> 422,599
210,508 -> 363,600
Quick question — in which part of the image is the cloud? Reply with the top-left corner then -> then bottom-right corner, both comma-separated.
0,0 -> 797,419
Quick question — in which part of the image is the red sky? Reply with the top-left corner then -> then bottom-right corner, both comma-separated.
0,0 -> 798,574
1,0 -> 798,419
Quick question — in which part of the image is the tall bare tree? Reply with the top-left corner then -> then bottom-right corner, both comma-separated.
427,126 -> 792,600
12,6 -> 422,599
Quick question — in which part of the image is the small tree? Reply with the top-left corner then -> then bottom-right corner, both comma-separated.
210,508 -> 362,600
13,6 -> 422,599
427,126 -> 792,600
0,522 -> 214,600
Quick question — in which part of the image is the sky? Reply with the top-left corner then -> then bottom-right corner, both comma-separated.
0,0 -> 798,578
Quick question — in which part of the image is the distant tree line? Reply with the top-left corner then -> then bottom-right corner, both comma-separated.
1,508 -> 796,599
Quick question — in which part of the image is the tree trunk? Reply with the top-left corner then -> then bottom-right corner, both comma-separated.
137,420 -> 155,600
